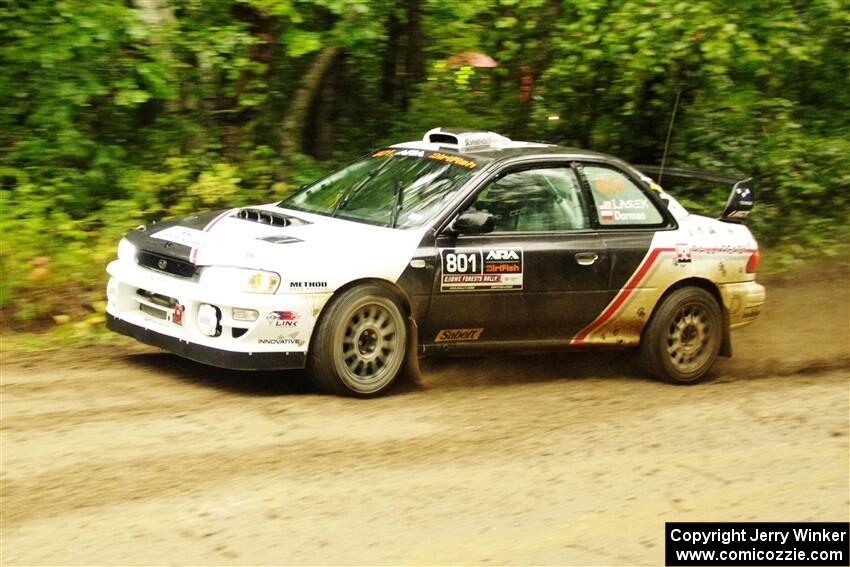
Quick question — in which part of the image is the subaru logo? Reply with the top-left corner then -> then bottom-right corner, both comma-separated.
157,259 -> 168,270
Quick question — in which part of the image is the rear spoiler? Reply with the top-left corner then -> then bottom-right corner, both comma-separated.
636,165 -> 754,223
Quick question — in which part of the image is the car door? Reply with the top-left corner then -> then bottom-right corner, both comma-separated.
564,162 -> 676,345
422,164 -> 612,347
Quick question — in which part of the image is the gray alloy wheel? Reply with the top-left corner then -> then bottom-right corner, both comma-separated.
308,284 -> 407,397
639,286 -> 722,384
665,301 -> 716,375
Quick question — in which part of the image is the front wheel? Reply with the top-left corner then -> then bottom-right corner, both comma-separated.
638,287 -> 722,384
308,284 -> 408,397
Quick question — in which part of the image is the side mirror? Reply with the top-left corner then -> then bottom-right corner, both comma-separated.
449,211 -> 495,235
720,178 -> 755,223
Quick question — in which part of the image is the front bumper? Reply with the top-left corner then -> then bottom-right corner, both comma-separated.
106,259 -> 332,369
107,313 -> 306,370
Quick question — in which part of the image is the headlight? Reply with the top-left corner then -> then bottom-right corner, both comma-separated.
118,238 -> 136,263
200,267 -> 281,294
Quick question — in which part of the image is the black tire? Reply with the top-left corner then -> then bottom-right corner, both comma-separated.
307,283 -> 408,397
638,287 -> 722,384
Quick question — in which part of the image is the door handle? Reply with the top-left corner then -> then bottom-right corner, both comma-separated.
575,252 -> 598,266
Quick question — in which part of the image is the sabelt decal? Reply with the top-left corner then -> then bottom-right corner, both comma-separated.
435,328 -> 484,342
440,248 -> 523,291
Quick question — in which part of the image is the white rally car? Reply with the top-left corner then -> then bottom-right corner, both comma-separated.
106,128 -> 765,396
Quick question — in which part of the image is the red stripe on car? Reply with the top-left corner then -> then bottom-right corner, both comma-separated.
190,209 -> 236,265
571,247 -> 675,345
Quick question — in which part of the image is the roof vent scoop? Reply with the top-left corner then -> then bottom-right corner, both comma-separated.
234,208 -> 309,227
423,127 -> 512,152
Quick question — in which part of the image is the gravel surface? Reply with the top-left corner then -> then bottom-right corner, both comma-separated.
2,268 -> 848,565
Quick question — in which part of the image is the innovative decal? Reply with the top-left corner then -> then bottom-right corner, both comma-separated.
440,248 -> 523,292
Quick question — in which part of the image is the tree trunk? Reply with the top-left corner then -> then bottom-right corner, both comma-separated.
382,12 -> 402,105
401,0 -> 425,110
305,55 -> 342,160
132,0 -> 179,113
280,46 -> 342,169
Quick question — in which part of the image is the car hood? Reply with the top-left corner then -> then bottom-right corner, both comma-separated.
126,204 -> 427,288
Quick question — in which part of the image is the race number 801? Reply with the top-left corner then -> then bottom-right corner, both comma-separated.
444,252 -> 479,274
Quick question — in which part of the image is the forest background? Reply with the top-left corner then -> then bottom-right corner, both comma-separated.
1,0 -> 847,337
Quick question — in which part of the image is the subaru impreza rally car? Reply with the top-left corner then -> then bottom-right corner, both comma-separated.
106,128 -> 765,396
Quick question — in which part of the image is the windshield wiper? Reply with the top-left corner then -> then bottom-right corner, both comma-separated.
389,175 -> 405,228
332,158 -> 393,217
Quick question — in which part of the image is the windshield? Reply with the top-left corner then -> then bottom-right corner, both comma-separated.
279,148 -> 480,228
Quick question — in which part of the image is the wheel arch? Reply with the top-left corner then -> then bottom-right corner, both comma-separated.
308,277 -> 415,349
326,277 -> 413,317
645,277 -> 732,357
306,277 -> 421,395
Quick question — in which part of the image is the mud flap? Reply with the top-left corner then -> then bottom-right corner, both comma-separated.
720,307 -> 733,358
401,317 -> 425,389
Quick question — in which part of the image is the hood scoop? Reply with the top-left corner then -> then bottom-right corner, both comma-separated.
235,208 -> 309,227
259,235 -> 303,245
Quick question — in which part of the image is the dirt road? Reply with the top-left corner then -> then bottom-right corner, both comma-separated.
2,268 -> 848,565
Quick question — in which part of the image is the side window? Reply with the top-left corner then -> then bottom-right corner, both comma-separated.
468,167 -> 589,232
583,166 -> 663,226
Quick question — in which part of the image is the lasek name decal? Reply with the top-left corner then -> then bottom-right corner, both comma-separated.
440,248 -> 523,292
598,198 -> 651,222
435,328 -> 484,342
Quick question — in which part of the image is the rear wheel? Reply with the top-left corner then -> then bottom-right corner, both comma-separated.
639,287 -> 722,384
308,284 -> 407,397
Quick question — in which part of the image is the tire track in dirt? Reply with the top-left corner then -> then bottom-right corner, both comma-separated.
1,264 -> 847,564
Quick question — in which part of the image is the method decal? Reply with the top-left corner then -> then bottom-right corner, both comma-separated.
440,248 -> 523,292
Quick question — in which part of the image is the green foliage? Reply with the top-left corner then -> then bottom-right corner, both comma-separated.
1,0 -> 848,332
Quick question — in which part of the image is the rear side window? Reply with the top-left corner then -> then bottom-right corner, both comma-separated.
583,166 -> 663,226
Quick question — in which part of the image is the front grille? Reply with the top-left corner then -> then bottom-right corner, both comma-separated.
136,289 -> 181,322
137,289 -> 178,309
137,250 -> 196,278
140,303 -> 168,320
